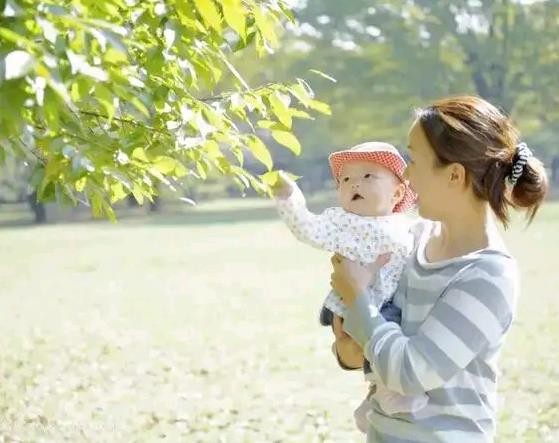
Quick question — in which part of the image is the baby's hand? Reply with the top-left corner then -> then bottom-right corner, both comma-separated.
270,170 -> 296,199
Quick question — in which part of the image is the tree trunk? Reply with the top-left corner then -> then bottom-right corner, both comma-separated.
149,195 -> 161,212
127,194 -> 139,208
552,156 -> 559,186
27,191 -> 46,224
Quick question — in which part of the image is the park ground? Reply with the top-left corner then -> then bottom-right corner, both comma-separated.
0,198 -> 558,442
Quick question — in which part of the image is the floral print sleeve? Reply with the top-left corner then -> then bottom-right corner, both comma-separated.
274,185 -> 412,264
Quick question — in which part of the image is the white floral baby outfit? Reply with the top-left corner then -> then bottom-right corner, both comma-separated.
275,185 -> 413,317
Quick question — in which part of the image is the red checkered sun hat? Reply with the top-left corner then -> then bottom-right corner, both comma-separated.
328,141 -> 417,213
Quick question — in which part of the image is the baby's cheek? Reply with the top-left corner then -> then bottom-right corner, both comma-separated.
337,188 -> 350,205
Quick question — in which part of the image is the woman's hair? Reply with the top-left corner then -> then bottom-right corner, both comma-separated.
415,95 -> 548,227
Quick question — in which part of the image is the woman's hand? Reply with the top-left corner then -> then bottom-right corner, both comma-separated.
330,253 -> 390,307
332,315 -> 364,369
332,313 -> 347,340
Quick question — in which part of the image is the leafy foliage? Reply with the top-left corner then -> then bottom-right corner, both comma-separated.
0,0 -> 329,220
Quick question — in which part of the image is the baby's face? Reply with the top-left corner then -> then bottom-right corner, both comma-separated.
336,161 -> 403,216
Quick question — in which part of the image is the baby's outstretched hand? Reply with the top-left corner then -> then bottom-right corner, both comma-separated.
270,170 -> 296,199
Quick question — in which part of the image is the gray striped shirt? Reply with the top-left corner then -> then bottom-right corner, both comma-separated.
344,220 -> 519,442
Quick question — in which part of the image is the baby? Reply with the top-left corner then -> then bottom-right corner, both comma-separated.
271,141 -> 428,431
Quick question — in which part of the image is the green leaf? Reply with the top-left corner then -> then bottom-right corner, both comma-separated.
95,84 -> 114,122
233,29 -> 256,52
253,5 -> 278,47
43,89 -> 60,133
247,135 -> 272,171
222,0 -> 246,40
75,177 -> 87,192
153,156 -> 178,174
131,96 -> 150,118
45,74 -> 76,111
132,147 -> 150,162
231,145 -> 244,166
257,120 -> 276,129
289,83 -> 312,106
104,47 -> 128,64
193,0 -> 222,32
145,48 -> 165,75
59,182 -> 78,205
245,172 -> 268,196
175,162 -> 188,177
243,94 -> 265,114
90,193 -> 104,218
271,130 -> 301,155
268,92 -> 292,128
39,182 -> 56,202
260,170 -> 300,197
306,99 -> 331,116
0,27 -> 39,50
110,182 -> 128,203
104,202 -> 117,223
70,77 -> 90,102
260,170 -> 279,187
132,184 -> 144,205
104,167 -> 132,189
40,161 -> 63,197
203,139 -> 221,159
196,159 -> 209,179
231,165 -> 250,188
289,109 -> 313,119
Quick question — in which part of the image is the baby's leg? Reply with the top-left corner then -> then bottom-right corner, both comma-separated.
379,300 -> 401,324
319,305 -> 334,326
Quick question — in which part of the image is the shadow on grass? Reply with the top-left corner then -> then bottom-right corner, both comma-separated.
2,193 -> 557,229
134,198 -> 559,227
141,206 -> 280,226
0,219 -> 38,229
0,200 -> 333,229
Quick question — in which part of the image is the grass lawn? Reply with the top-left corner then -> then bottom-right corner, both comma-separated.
0,199 -> 557,442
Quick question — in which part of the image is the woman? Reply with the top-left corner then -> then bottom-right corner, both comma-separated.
330,96 -> 548,442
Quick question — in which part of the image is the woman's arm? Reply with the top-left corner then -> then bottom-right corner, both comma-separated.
336,260 -> 517,396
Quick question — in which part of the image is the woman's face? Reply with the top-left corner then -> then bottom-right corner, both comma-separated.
405,121 -> 455,221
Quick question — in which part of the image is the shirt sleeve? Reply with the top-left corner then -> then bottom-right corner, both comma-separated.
343,263 -> 517,396
275,187 -> 410,263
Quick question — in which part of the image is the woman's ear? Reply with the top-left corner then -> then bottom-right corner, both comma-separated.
447,163 -> 467,188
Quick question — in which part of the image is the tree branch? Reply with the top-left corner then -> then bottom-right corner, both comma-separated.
16,137 -> 47,165
195,82 -> 278,102
78,110 -> 168,135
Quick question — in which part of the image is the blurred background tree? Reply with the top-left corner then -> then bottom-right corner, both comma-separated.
243,0 -> 559,175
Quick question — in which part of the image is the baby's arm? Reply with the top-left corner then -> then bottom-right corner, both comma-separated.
273,173 -> 347,251
273,174 -> 406,262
